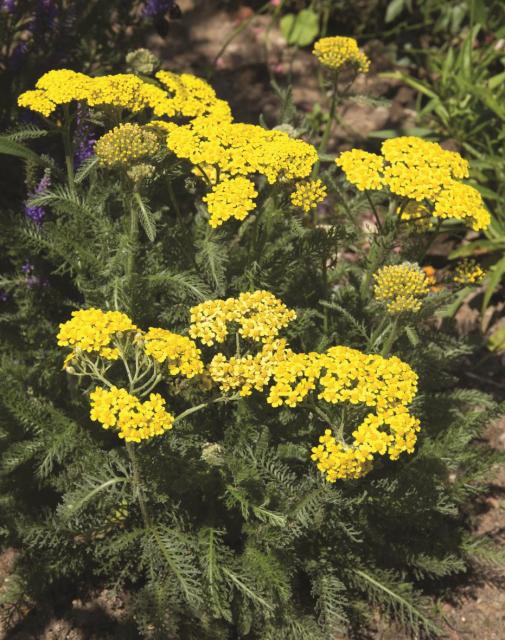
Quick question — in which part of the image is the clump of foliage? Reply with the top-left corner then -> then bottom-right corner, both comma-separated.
0,37 -> 503,639
388,1 -> 505,310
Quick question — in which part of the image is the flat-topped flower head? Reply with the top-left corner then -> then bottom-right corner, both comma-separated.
262,341 -> 420,481
453,259 -> 486,285
89,386 -> 174,442
313,36 -> 370,73
267,345 -> 418,410
57,308 -> 137,360
433,181 -> 490,231
143,327 -> 203,378
373,263 -> 430,314
203,177 -> 258,227
290,179 -> 327,213
336,149 -> 384,191
95,123 -> 160,167
17,69 -> 232,122
209,339 -> 291,398
335,137 -> 489,231
165,117 -> 318,186
189,291 -> 296,346
311,405 -> 421,482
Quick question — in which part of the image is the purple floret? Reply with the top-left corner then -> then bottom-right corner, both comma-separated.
24,174 -> 51,226
143,0 -> 173,18
1,0 -> 16,13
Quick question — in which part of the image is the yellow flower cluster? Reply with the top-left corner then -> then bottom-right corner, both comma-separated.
453,259 -> 485,285
312,403 -> 420,482
163,116 -> 318,225
209,339 -> 290,397
373,263 -> 430,314
143,327 -> 204,378
165,117 -> 317,185
433,181 -> 490,231
290,179 -> 327,212
336,137 -> 490,231
19,69 -> 319,228
336,149 -> 384,191
313,36 -> 370,73
189,290 -> 420,481
262,344 -> 419,481
89,386 -> 174,442
57,308 -> 137,360
267,346 -> 418,409
95,123 -> 160,167
155,71 -> 232,121
189,290 -> 297,346
203,177 -> 258,227
17,69 -> 231,121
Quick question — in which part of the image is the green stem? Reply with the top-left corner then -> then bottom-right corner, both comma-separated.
319,78 -> 339,157
380,316 -> 400,356
126,441 -> 151,528
312,74 -> 340,180
173,394 -> 241,426
115,341 -> 135,391
208,2 -> 270,78
127,197 -> 139,314
62,104 -> 75,193
368,314 -> 388,351
167,178 -> 183,224
80,356 -> 114,389
365,191 -> 383,233
136,373 -> 163,398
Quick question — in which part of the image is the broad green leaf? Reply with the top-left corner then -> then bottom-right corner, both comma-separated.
280,9 -> 319,47
488,70 -> 505,90
488,325 -> 505,353
385,0 -> 406,24
449,239 -> 505,258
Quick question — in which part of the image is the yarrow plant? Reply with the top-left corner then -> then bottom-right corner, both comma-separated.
336,137 -> 490,231
0,43 -> 500,640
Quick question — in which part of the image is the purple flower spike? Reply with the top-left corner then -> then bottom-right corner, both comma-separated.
24,173 -> 51,226
1,0 -> 16,13
143,0 -> 174,18
73,104 -> 96,169
9,41 -> 28,72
